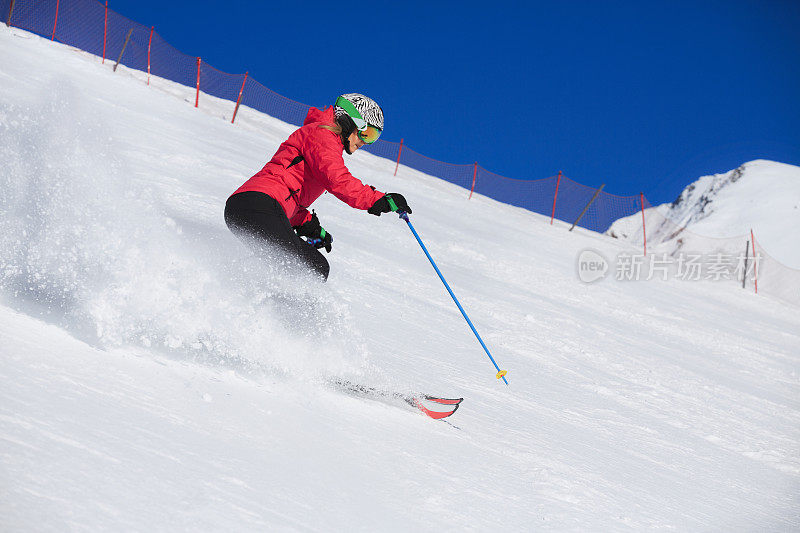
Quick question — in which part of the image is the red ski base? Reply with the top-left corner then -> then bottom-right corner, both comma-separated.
407,395 -> 464,419
330,379 -> 463,420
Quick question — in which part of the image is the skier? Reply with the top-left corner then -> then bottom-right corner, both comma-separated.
225,93 -> 412,281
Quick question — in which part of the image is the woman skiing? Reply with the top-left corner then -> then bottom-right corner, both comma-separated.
225,93 -> 411,281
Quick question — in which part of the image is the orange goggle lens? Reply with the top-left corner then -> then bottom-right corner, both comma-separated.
357,124 -> 382,144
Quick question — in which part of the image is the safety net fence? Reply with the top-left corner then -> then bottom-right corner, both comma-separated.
3,0 -> 798,306
607,201 -> 800,306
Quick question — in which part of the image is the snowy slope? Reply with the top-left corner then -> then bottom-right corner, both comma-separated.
2,27 -> 800,532
608,160 -> 800,267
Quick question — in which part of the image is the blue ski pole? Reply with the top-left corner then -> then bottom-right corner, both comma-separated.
397,211 -> 509,385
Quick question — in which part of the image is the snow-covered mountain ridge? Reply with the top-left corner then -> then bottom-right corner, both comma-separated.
608,159 -> 800,267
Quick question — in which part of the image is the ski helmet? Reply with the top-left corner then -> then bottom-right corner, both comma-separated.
334,93 -> 383,145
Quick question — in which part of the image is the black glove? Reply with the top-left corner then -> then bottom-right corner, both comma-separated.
293,212 -> 333,253
368,193 -> 412,216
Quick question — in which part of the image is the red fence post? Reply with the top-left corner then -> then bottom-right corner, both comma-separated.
394,138 -> 404,176
102,1 -> 108,63
750,228 -> 758,294
195,57 -> 201,108
7,0 -> 15,28
51,0 -> 60,40
469,162 -> 478,200
147,26 -> 153,85
231,72 -> 248,124
550,170 -> 562,225
640,192 -> 647,255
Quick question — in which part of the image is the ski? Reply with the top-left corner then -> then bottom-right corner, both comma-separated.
329,379 -> 463,419
405,395 -> 464,419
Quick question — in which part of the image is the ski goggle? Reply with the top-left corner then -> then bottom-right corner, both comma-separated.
356,124 -> 382,144
335,96 -> 382,144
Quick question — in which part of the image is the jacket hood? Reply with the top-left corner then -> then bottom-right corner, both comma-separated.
304,106 -> 335,126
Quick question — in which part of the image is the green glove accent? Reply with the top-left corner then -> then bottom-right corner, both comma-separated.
320,228 -> 327,239
386,196 -> 399,212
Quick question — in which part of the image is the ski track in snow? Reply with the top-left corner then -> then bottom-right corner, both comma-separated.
1,27 -> 799,531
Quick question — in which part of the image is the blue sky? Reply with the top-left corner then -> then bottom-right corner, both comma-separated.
110,0 -> 799,204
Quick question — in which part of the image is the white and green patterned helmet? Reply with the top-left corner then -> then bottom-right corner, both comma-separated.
334,93 -> 383,144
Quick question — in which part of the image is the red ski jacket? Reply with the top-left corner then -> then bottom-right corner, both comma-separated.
231,106 -> 385,227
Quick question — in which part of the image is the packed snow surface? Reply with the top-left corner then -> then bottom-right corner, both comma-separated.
1,27 -> 799,531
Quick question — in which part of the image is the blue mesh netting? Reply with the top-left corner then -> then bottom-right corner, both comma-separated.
52,0 -> 106,57
3,0 -> 648,235
549,176 -> 645,233
399,147 -> 475,191
583,190 -> 647,233
148,32 -> 197,89
0,0 -> 11,25
200,62 -> 246,105
5,0 -> 53,34
474,168 -> 558,216
241,78 -> 310,127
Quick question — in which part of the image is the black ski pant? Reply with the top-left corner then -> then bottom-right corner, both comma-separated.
224,191 -> 329,281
